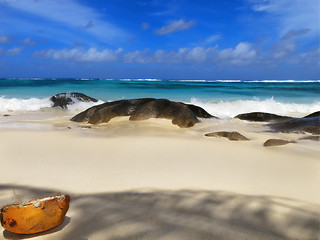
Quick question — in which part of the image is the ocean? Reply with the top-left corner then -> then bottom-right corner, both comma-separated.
0,78 -> 319,119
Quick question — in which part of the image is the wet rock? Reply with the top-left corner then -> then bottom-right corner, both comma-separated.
235,112 -> 292,122
71,98 -> 215,128
303,111 -> 320,118
205,131 -> 249,141
50,92 -> 98,109
263,139 -> 296,147
182,103 -> 216,119
298,135 -> 320,141
268,117 -> 320,135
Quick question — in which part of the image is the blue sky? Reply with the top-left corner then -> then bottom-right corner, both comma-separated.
0,0 -> 319,79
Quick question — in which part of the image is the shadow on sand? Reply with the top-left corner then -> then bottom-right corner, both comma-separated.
0,184 -> 319,240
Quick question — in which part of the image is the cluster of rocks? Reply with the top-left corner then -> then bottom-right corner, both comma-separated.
70,98 -> 215,128
50,92 -> 319,146
234,111 -> 320,135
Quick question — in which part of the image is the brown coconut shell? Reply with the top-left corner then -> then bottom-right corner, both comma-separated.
0,194 -> 70,234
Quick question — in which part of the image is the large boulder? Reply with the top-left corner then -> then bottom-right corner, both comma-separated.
268,116 -> 320,134
50,92 -> 98,109
235,112 -> 292,122
303,111 -> 320,118
71,98 -> 215,128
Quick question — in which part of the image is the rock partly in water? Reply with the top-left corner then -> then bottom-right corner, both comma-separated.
235,112 -> 292,122
3,114 -> 10,117
71,98 -> 215,128
268,117 -> 320,135
263,139 -> 296,147
50,92 -> 98,109
182,103 -> 216,119
205,131 -> 249,141
303,111 -> 320,118
298,135 -> 320,141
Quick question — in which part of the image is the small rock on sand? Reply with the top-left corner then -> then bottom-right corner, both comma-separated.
263,139 -> 296,147
205,131 -> 249,141
298,135 -> 320,141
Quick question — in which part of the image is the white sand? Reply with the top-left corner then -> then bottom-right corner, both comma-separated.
0,117 -> 319,239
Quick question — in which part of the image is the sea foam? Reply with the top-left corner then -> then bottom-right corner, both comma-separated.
1,96 -> 319,119
0,96 -> 104,112
190,97 -> 320,118
0,96 -> 52,112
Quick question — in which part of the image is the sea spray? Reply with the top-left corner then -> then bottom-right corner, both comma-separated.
0,96 -> 104,113
189,97 -> 320,118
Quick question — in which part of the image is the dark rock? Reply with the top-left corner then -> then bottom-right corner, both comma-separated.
205,131 -> 249,141
71,98 -> 216,128
263,139 -> 296,147
298,135 -> 320,141
303,111 -> 320,118
235,112 -> 292,122
3,114 -> 10,117
268,117 -> 320,135
182,103 -> 216,119
50,92 -> 98,109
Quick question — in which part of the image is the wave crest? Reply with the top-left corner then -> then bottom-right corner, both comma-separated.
190,97 -> 320,118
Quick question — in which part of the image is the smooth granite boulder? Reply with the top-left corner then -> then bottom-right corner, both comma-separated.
235,112 -> 292,122
50,92 -> 98,109
303,111 -> 320,118
268,116 -> 320,134
71,98 -> 215,128
205,131 -> 249,141
263,139 -> 296,147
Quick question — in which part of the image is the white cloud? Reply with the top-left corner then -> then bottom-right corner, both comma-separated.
248,0 -> 319,36
0,0 -> 127,43
33,48 -> 123,62
154,19 -> 196,35
21,37 -> 36,45
33,43 -> 258,66
203,34 -> 221,44
0,47 -> 22,56
219,42 -> 257,65
0,35 -> 11,43
124,43 -> 255,66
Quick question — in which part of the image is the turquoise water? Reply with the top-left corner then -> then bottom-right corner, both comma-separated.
0,78 -> 319,118
1,78 -> 319,103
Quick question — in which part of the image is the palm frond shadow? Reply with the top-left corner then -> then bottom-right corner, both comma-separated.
0,184 -> 319,240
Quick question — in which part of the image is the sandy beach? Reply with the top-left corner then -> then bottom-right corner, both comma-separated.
0,116 -> 319,240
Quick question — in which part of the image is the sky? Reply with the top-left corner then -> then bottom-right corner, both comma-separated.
0,0 -> 319,79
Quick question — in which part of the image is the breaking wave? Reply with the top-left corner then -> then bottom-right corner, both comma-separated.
189,97 -> 320,118
0,96 -> 104,112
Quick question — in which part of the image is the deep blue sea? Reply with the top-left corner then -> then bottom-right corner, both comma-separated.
0,78 -> 319,118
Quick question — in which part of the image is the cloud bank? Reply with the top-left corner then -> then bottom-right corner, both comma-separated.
0,47 -> 22,56
33,48 -> 123,62
33,42 -> 257,66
